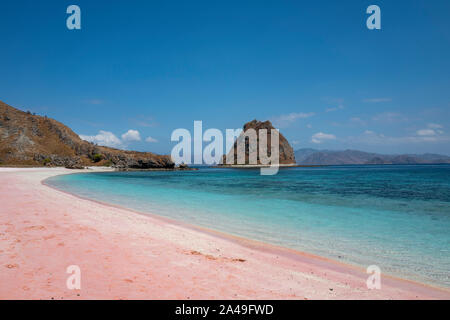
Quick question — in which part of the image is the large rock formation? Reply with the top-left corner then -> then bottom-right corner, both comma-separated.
0,100 -> 174,168
222,120 -> 296,165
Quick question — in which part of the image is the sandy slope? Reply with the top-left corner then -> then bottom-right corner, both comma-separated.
0,168 -> 448,300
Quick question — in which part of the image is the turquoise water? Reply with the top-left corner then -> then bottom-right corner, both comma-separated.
45,165 -> 450,288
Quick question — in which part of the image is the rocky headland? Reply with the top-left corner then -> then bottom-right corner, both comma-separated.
0,100 -> 174,169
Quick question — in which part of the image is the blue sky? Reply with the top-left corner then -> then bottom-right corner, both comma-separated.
1,0 -> 449,155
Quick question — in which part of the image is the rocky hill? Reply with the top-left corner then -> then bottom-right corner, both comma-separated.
222,120 -> 296,165
295,148 -> 450,165
0,100 -> 174,168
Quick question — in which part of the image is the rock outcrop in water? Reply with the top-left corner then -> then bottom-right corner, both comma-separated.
0,100 -> 174,168
221,119 -> 296,165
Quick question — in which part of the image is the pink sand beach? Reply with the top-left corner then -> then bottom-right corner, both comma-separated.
0,168 -> 449,300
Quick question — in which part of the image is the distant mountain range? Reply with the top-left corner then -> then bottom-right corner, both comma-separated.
295,148 -> 450,165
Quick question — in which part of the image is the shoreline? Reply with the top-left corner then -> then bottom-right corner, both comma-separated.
42,173 -> 449,294
1,167 -> 449,299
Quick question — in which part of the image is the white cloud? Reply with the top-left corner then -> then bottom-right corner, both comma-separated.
428,123 -> 443,129
121,129 -> 141,142
80,128 -> 144,148
311,132 -> 336,144
271,112 -> 315,128
306,124 -> 312,129
145,136 -> 158,143
79,130 -> 122,148
417,129 -> 436,136
372,112 -> 407,123
415,125 -> 445,137
349,117 -> 366,126
363,98 -> 392,103
130,116 -> 158,128
325,105 -> 344,112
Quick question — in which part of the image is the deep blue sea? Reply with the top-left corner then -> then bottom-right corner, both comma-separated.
45,165 -> 450,288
